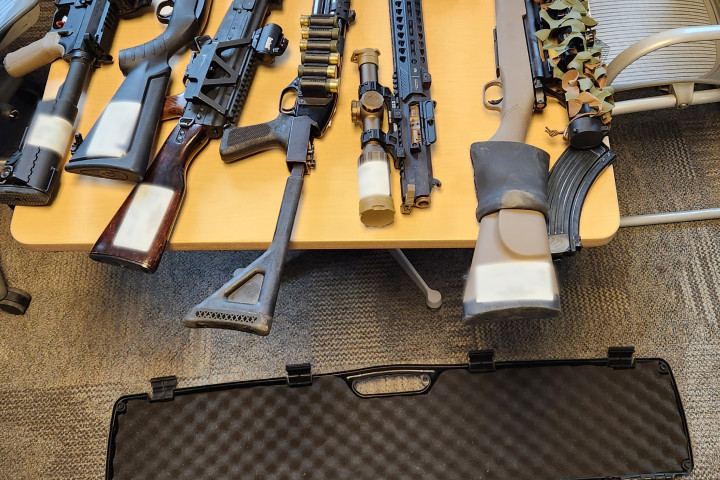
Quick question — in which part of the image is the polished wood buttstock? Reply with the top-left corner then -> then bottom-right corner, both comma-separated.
90,123 -> 210,273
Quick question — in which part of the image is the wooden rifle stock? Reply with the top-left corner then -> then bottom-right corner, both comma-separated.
90,123 -> 210,273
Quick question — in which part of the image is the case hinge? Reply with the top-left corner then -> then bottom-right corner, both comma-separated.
286,363 -> 312,387
468,349 -> 496,373
149,375 -> 178,402
607,346 -> 635,369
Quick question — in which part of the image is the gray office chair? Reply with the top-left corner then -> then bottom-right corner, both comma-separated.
591,0 -> 720,226
0,0 -> 38,315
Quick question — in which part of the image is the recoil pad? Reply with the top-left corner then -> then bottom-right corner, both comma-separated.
470,141 -> 550,220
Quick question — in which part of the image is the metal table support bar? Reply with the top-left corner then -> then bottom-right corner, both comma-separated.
388,249 -> 442,309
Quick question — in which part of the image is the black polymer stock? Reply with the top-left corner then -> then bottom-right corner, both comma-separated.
183,0 -> 355,336
0,0 -> 152,206
65,0 -> 212,182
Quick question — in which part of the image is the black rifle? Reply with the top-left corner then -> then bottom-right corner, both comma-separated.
89,0 -> 288,272
386,0 -> 439,213
0,0 -> 152,206
65,0 -> 212,182
183,0 -> 355,336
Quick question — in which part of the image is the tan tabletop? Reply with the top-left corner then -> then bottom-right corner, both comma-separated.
11,0 -> 619,251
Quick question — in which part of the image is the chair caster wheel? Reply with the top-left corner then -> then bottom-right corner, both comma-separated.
0,287 -> 31,315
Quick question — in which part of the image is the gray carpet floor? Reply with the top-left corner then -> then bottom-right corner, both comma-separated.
1,3 -> 719,479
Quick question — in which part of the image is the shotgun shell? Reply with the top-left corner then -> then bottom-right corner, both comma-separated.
298,65 -> 338,78
301,27 -> 339,40
301,52 -> 340,65
300,15 -> 338,28
299,39 -> 338,53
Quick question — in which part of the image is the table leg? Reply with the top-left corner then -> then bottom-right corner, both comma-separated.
388,249 -> 442,309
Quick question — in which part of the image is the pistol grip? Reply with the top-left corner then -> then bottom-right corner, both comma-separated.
4,32 -> 64,77
220,113 -> 293,162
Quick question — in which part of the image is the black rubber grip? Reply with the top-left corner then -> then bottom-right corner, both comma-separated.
470,141 -> 550,221
220,113 -> 293,162
119,36 -> 170,74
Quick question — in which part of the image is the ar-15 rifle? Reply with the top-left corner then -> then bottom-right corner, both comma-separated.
65,0 -> 212,181
0,0 -> 152,206
89,0 -> 289,272
462,0 -> 560,323
183,0 -> 355,336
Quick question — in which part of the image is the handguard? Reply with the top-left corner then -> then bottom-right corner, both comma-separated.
65,0 -> 212,181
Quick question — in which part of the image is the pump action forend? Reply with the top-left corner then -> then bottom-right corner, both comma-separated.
462,0 -> 560,323
183,0 -> 355,336
89,0 -> 288,273
0,0 -> 152,206
65,0 -> 212,181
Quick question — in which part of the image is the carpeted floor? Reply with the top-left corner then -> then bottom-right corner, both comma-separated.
0,2 -> 718,479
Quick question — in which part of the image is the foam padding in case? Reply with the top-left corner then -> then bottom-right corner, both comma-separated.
107,358 -> 692,480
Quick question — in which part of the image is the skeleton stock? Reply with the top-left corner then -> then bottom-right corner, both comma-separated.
183,0 -> 355,336
462,0 -> 560,323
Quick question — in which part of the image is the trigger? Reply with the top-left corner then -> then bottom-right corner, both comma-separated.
156,0 -> 174,24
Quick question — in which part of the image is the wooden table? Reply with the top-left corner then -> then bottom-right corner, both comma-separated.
10,0 -> 619,251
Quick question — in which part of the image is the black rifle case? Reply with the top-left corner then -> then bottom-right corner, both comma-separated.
105,348 -> 692,480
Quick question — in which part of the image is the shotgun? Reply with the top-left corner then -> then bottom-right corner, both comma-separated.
0,0 -> 152,206
183,0 -> 355,336
89,0 -> 288,272
65,0 -> 212,181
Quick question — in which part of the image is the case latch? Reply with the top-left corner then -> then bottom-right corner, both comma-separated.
607,346 -> 635,369
149,375 -> 178,401
468,349 -> 496,373
286,363 -> 312,387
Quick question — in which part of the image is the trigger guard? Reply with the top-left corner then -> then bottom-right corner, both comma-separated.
483,78 -> 503,112
156,0 -> 174,24
279,84 -> 299,114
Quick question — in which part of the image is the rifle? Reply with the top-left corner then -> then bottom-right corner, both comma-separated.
524,0 -> 613,148
183,0 -> 355,336
0,0 -> 152,206
462,0 -> 560,323
89,0 -> 289,272
65,0 -> 212,182
386,0 -> 438,214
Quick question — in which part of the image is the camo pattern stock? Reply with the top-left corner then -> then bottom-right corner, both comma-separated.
534,0 -> 614,129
